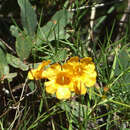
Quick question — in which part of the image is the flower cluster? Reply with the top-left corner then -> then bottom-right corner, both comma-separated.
28,56 -> 97,100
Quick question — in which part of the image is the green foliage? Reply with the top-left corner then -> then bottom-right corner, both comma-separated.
4,73 -> 17,82
9,0 -> 38,60
0,41 -> 18,81
115,48 -> 129,75
10,25 -> 19,38
10,25 -> 33,60
115,47 -> 130,87
60,101 -> 88,119
28,81 -> 36,91
0,40 -> 6,50
6,53 -> 28,71
17,0 -> 37,36
0,0 -> 130,129
0,48 -> 9,78
10,19 -> 34,61
37,9 -> 73,43
15,34 -> 33,60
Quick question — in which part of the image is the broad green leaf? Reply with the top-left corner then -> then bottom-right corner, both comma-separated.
115,48 -> 130,87
0,48 -> 9,78
6,53 -> 29,71
15,34 -> 33,60
10,25 -> 19,38
115,48 -> 129,76
10,25 -> 33,60
17,0 -> 37,36
37,9 -> 73,43
5,73 -> 17,82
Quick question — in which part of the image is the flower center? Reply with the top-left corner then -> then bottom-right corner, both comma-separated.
74,65 -> 84,75
56,72 -> 71,85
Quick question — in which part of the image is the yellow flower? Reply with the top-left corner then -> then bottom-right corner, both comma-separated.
28,56 -> 97,100
44,64 -> 74,100
64,56 -> 97,94
28,60 -> 51,80
28,69 -> 39,80
42,63 -> 61,79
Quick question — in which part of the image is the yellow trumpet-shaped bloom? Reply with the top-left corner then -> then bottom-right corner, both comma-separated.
28,60 -> 51,80
66,56 -> 97,87
44,64 -> 74,100
27,56 -> 97,100
62,56 -> 97,95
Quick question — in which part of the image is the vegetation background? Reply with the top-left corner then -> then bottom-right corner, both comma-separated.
0,0 -> 130,129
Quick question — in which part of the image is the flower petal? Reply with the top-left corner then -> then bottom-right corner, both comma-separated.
28,69 -> 39,80
45,80 -> 57,94
42,63 -> 61,79
80,57 -> 92,64
67,56 -> 79,63
37,60 -> 51,71
27,60 -> 51,80
56,87 -> 71,100
74,81 -> 87,95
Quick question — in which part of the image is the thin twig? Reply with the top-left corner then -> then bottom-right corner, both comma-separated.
8,79 -> 28,130
87,6 -> 96,42
0,38 -> 16,54
8,81 -> 17,103
0,108 -> 11,119
18,78 -> 28,112
8,108 -> 25,130
68,0 -> 123,12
